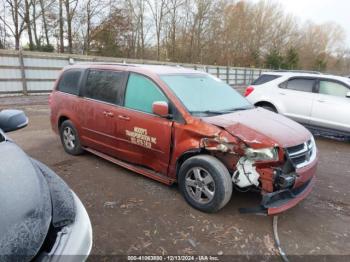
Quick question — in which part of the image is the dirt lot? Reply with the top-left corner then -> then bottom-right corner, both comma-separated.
2,95 -> 350,260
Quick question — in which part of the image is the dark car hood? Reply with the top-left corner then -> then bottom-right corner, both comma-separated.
0,140 -> 52,259
202,108 -> 311,148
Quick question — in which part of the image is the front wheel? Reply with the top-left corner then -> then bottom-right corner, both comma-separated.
178,155 -> 232,213
59,120 -> 84,155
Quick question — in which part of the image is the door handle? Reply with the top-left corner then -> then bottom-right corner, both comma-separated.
317,99 -> 326,103
103,111 -> 114,117
279,92 -> 286,96
118,115 -> 130,121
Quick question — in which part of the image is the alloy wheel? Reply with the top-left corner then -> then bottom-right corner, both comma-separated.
185,167 -> 216,204
63,126 -> 76,150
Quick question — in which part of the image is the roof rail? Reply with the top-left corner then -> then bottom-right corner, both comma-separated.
75,61 -> 137,67
75,61 -> 190,68
273,70 -> 322,75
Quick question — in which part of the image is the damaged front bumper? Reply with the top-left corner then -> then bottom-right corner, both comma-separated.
263,152 -> 318,215
239,151 -> 318,216
239,177 -> 315,216
262,177 -> 315,215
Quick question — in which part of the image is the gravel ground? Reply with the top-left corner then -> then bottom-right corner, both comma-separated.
2,95 -> 350,261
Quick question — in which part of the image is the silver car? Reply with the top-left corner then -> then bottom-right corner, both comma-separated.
244,71 -> 350,138
0,109 -> 92,261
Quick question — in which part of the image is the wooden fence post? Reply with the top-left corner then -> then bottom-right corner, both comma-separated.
243,68 -> 247,85
226,66 -> 229,84
235,68 -> 238,86
18,50 -> 28,95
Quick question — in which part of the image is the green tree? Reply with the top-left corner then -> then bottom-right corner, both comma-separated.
265,49 -> 283,69
90,8 -> 130,57
314,56 -> 327,71
283,47 -> 299,70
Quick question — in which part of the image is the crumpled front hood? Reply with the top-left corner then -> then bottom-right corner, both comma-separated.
202,108 -> 311,148
0,141 -> 51,260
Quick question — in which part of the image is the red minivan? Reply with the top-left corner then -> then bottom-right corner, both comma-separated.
50,64 -> 318,215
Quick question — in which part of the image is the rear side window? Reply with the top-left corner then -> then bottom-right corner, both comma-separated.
84,70 -> 125,104
124,73 -> 168,114
319,80 -> 349,97
57,70 -> 82,95
284,78 -> 315,92
252,74 -> 281,85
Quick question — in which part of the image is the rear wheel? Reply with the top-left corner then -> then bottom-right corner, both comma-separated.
178,155 -> 232,213
59,120 -> 84,155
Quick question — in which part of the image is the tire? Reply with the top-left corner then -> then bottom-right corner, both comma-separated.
59,120 -> 84,155
178,155 -> 232,213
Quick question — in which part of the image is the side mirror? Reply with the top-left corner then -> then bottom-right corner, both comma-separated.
0,109 -> 28,132
346,91 -> 350,98
152,101 -> 169,118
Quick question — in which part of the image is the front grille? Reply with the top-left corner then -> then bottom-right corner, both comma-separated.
291,155 -> 307,165
286,139 -> 315,168
286,143 -> 304,153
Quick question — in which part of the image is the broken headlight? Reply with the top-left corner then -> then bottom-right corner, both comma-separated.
244,147 -> 279,161
200,133 -> 238,153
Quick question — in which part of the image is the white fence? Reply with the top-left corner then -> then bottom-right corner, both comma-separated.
0,49 -> 266,95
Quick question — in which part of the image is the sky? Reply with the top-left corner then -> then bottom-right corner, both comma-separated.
268,0 -> 350,47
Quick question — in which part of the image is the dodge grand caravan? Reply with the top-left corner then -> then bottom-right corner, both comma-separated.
50,64 -> 318,215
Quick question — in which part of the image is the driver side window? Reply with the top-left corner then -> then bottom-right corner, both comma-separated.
124,73 -> 168,114
319,80 -> 349,97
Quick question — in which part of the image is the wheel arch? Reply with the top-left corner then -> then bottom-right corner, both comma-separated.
175,148 -> 210,180
254,101 -> 278,112
58,115 -> 70,129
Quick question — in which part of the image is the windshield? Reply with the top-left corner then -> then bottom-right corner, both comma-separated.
160,74 -> 253,116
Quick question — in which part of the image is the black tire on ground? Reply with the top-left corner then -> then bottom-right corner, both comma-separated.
178,155 -> 232,213
59,120 -> 84,155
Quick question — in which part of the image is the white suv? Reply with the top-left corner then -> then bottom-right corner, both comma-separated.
245,71 -> 350,138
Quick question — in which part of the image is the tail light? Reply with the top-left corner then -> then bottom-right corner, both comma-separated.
244,86 -> 254,97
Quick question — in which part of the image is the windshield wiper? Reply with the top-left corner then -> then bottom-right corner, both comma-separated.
189,110 -> 229,115
190,106 -> 253,115
226,106 -> 254,112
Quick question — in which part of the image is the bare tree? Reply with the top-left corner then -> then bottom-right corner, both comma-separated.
146,0 -> 169,60
64,0 -> 78,53
58,0 -> 64,52
0,1 -> 8,48
82,0 -> 94,54
23,0 -> 34,49
39,0 -> 52,46
126,0 -> 147,58
0,0 -> 348,73
164,0 -> 184,61
78,0 -> 104,54
0,0 -> 27,50
31,0 -> 40,46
